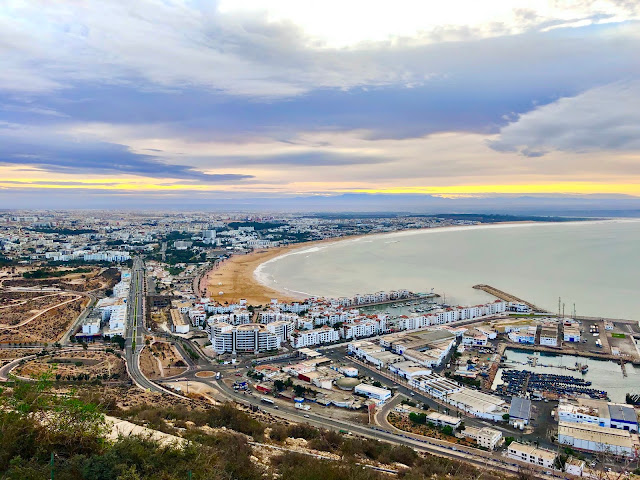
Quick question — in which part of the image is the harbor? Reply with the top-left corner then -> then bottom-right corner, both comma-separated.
492,348 -> 640,402
496,369 -> 607,400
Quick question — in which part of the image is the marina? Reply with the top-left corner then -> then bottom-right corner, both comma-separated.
492,348 -> 640,402
496,369 -> 607,400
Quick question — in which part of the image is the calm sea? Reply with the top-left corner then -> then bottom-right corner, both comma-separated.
256,220 -> 640,320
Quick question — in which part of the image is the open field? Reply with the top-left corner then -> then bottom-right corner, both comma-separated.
14,350 -> 126,381
0,296 -> 87,344
3,266 -> 120,292
0,292 -> 76,327
140,340 -> 188,379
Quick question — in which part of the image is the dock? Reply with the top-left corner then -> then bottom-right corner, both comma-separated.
472,284 -> 547,312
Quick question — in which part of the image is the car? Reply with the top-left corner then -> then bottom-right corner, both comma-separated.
304,414 -> 310,418
410,392 -> 415,396
235,373 -> 241,376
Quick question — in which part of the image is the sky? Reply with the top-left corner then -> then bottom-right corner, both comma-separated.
1,0 -> 640,209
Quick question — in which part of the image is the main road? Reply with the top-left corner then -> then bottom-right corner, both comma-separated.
124,257 -> 168,394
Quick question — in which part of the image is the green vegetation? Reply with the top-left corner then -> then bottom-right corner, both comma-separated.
23,267 -> 92,279
0,379 -> 513,480
167,266 -> 185,276
611,333 -> 626,338
445,372 -> 482,389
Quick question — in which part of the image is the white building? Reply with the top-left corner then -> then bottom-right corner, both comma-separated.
563,324 -> 581,343
425,411 -> 461,430
462,328 -> 488,347
266,320 -> 292,343
354,383 -> 392,402
564,457 -> 585,477
508,326 -> 536,344
389,360 -> 432,379
210,323 -> 280,354
557,421 -> 639,457
293,327 -> 340,348
170,309 -> 190,334
557,399 -> 638,433
81,319 -> 100,335
507,442 -> 556,469
462,426 -> 503,450
539,324 -> 558,346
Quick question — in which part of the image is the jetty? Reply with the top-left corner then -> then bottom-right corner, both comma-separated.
472,284 -> 547,312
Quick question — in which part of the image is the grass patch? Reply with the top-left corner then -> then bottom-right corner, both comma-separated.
611,333 -> 626,338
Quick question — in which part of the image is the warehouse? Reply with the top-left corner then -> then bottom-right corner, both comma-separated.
354,383 -> 392,403
557,421 -> 639,456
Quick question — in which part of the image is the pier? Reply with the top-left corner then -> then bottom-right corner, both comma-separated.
621,359 -> 628,377
472,284 -> 547,312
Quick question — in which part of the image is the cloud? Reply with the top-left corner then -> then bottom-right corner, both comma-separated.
0,129 -> 254,182
489,81 -> 640,155
0,1 -> 638,99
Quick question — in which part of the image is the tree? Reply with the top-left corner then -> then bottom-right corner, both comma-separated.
409,412 -> 426,424
274,380 -> 285,392
502,413 -> 510,421
441,425 -> 454,436
293,385 -> 306,397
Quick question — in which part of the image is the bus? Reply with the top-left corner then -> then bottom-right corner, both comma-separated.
261,397 -> 275,405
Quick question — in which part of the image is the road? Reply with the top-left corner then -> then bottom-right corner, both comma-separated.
124,257 -> 171,394
167,373 -> 560,480
59,291 -> 97,345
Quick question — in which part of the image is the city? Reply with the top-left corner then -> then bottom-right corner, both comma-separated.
1,211 -> 639,479
2,1 -> 640,479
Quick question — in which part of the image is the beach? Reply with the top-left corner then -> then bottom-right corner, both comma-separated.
205,222 -> 536,306
206,238 -> 349,305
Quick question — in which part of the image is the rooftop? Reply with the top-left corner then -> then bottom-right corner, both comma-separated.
510,397 -> 532,421
558,421 -> 638,448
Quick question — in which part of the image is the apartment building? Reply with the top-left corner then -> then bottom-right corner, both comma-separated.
210,323 -> 280,354
292,326 -> 340,348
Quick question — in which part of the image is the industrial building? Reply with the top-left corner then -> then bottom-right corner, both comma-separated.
557,399 -> 639,432
557,421 -> 640,456
354,383 -> 392,402
509,397 -> 532,428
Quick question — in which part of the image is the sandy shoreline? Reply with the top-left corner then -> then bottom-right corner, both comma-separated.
206,236 -> 358,305
206,219 -> 600,306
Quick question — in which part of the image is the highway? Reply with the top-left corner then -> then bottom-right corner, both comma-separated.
124,257 -> 170,394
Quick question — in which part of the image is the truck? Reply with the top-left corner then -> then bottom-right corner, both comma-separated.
215,372 -> 221,380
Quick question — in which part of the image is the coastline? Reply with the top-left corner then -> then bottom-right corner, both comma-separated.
207,221 -> 540,305
207,235 -> 368,305
208,218 -> 623,306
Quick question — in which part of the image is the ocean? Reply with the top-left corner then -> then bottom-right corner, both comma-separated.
255,219 -> 640,319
